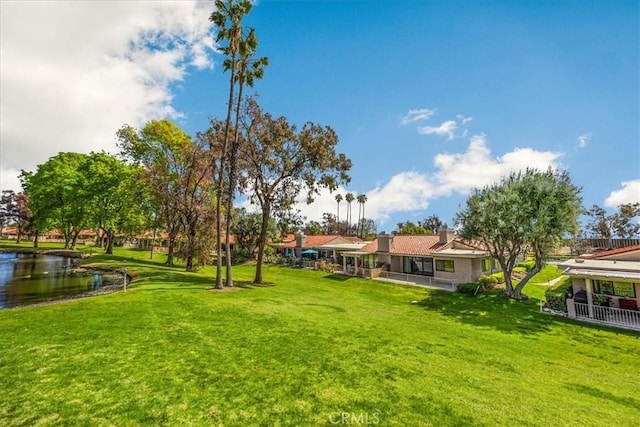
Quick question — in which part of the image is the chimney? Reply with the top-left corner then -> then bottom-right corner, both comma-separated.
377,232 -> 392,253
439,224 -> 455,244
295,231 -> 306,257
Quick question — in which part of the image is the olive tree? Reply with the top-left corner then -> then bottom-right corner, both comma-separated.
455,168 -> 582,300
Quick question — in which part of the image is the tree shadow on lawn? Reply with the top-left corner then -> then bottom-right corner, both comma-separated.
416,290 -> 565,336
564,383 -> 640,411
323,273 -> 352,282
83,254 -> 178,270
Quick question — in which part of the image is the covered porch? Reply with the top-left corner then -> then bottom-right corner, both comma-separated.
561,259 -> 640,331
341,251 -> 383,279
567,300 -> 640,331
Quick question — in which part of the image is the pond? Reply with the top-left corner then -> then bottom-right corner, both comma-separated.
0,252 -> 109,308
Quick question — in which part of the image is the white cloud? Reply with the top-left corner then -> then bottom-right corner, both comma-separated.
457,114 -> 473,125
0,1 -> 215,191
364,172 -> 435,224
604,179 -> 640,207
577,133 -> 591,148
280,173 -> 436,226
418,120 -> 458,140
433,134 -> 562,195
281,135 -> 562,226
401,108 -> 437,125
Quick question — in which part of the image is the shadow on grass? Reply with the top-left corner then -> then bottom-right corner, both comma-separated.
83,254 -> 178,270
416,290 -> 565,336
565,383 -> 640,410
323,273 -> 352,282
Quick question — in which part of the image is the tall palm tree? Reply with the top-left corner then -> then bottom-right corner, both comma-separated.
335,194 -> 343,235
224,27 -> 268,287
211,0 -> 267,288
345,192 -> 354,235
357,193 -> 367,238
210,0 -> 248,289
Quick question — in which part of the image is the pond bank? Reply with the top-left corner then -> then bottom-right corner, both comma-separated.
0,247 -> 90,258
0,249 -> 134,309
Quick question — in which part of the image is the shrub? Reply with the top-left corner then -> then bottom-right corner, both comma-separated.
544,279 -> 573,312
490,271 -> 505,284
478,275 -> 498,289
457,282 -> 484,295
517,260 -> 535,272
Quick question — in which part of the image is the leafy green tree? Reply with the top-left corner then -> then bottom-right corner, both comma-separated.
117,120 -> 196,267
81,152 -> 149,254
304,220 -> 323,235
455,168 -> 582,300
239,99 -> 351,283
421,214 -> 443,233
395,221 -> 432,235
611,203 -> 640,238
0,190 -> 32,243
21,152 -> 93,249
274,206 -> 304,238
322,212 -> 339,235
356,217 -> 377,240
584,203 -> 640,239
232,208 -> 277,258
585,204 -> 611,238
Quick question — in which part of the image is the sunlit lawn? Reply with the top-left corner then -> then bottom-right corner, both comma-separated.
1,243 -> 639,426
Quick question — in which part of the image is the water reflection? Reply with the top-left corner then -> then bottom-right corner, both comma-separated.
0,253 -> 105,308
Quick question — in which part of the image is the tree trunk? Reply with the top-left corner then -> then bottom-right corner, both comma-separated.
166,237 -> 176,267
33,231 -> 39,248
215,52 -> 238,290
185,220 -> 197,272
105,230 -> 115,255
150,227 -> 157,260
71,232 -> 79,250
254,202 -> 271,284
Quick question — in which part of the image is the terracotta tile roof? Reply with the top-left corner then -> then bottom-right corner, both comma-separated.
585,244 -> 640,259
281,235 -> 346,249
359,240 -> 378,253
390,235 -> 444,256
343,236 -> 362,242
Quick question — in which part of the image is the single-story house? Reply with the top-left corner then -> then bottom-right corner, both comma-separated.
341,225 -> 500,288
559,245 -> 640,331
279,233 -> 366,260
0,227 -> 19,240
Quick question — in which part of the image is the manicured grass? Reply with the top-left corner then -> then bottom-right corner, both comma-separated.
1,245 -> 639,426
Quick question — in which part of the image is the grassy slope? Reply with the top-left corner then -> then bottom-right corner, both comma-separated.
1,245 -> 639,426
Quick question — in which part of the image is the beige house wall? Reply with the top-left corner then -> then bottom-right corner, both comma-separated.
433,258 -> 474,283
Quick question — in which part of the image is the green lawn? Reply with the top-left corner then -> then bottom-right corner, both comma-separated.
1,245 -> 639,426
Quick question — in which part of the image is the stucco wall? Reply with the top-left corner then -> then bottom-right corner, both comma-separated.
433,258 -> 474,283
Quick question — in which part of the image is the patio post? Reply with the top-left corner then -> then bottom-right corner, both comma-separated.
342,256 -> 347,274
585,278 -> 594,318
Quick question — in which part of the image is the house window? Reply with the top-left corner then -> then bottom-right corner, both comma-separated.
435,259 -> 455,273
593,280 -> 636,298
403,257 -> 433,276
482,258 -> 491,272
362,254 -> 377,269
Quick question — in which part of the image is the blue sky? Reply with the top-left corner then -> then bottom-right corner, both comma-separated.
1,0 -> 638,230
